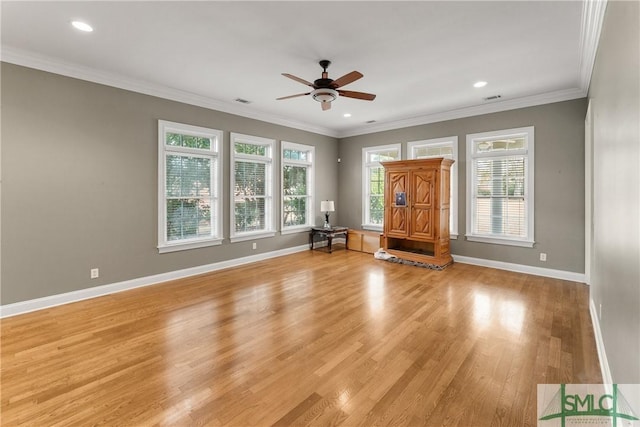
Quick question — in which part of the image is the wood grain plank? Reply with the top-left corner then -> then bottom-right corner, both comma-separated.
0,251 -> 602,426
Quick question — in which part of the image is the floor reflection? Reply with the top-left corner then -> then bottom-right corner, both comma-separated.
367,271 -> 385,315
473,290 -> 525,335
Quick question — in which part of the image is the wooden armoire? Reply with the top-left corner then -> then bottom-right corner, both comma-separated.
380,158 -> 454,267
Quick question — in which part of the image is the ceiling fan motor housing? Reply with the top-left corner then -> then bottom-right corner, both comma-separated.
314,78 -> 335,88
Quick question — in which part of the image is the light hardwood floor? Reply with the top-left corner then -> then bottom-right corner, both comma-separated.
1,250 -> 601,426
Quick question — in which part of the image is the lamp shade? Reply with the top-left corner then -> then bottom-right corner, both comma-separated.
320,200 -> 335,212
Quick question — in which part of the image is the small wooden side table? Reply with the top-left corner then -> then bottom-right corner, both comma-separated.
309,226 -> 349,253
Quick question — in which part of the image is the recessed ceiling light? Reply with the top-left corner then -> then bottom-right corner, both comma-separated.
473,81 -> 487,88
343,113 -> 352,118
71,21 -> 93,32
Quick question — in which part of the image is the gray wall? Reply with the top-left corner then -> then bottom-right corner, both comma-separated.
588,1 -> 640,383
1,63 -> 338,305
338,99 -> 587,273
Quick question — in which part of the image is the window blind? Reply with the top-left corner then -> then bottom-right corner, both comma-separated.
473,156 -> 526,237
166,154 -> 215,241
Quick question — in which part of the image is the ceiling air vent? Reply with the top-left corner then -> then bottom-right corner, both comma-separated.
235,98 -> 252,104
366,120 -> 377,124
483,95 -> 502,101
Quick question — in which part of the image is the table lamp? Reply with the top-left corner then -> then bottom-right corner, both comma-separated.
320,200 -> 335,228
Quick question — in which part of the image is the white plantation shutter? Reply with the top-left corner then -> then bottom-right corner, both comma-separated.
466,127 -> 534,247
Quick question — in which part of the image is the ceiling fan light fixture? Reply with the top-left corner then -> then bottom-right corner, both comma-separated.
312,88 -> 338,103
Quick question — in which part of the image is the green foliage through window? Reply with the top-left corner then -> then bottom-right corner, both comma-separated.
235,142 -> 266,156
166,132 -> 211,150
283,165 -> 309,226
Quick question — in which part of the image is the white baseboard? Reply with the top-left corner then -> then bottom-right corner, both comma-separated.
1,247 -> 586,319
0,244 -> 309,318
589,298 -> 613,384
452,255 -> 586,283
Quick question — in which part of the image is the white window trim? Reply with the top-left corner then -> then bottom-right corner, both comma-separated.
281,141 -> 315,234
230,132 -> 276,243
362,143 -> 401,231
407,136 -> 459,239
157,120 -> 223,253
465,126 -> 535,248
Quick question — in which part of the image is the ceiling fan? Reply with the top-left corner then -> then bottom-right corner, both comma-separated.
277,60 -> 376,111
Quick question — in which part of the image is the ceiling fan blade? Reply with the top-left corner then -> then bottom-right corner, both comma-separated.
337,90 -> 376,101
282,73 -> 314,87
276,92 -> 310,100
321,101 -> 331,111
331,71 -> 363,88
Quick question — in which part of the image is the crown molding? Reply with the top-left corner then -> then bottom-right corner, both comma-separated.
336,87 -> 587,138
3,0 -> 607,142
0,47 -> 339,138
338,0 -> 607,139
578,0 -> 608,93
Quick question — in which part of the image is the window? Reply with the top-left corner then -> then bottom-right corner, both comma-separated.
281,141 -> 314,233
362,143 -> 401,230
158,120 -> 223,253
408,136 -> 459,238
466,126 -> 535,247
230,133 -> 275,242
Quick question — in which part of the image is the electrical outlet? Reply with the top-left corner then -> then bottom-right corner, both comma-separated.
539,253 -> 547,262
252,242 -> 257,250
90,268 -> 99,279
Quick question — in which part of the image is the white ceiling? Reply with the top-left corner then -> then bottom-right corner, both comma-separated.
1,1 -> 598,138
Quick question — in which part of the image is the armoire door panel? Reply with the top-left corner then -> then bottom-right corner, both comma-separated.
412,170 -> 435,207
388,207 -> 408,236
412,208 -> 434,239
390,173 -> 407,199
387,171 -> 409,236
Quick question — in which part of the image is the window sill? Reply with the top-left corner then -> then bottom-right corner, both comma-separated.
281,226 -> 311,235
465,234 -> 535,248
158,238 -> 223,253
230,231 -> 276,243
